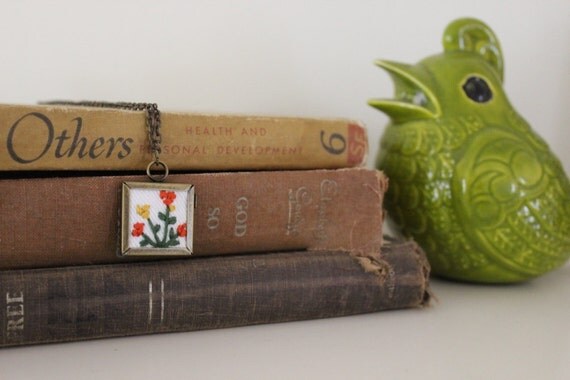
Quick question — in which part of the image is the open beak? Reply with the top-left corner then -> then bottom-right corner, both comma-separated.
368,60 -> 440,123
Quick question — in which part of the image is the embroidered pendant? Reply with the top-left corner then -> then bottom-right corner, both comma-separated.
121,182 -> 195,256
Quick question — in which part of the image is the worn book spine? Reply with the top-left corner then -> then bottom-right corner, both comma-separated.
0,103 -> 368,171
0,168 -> 387,269
0,240 -> 430,347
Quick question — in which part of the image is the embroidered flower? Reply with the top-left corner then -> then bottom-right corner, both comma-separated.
136,204 -> 151,219
131,222 -> 145,237
177,223 -> 187,237
160,190 -> 176,206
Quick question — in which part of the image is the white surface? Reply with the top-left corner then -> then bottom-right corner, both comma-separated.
0,1 -> 568,379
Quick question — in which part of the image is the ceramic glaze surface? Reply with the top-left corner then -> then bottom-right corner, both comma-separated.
370,18 -> 570,283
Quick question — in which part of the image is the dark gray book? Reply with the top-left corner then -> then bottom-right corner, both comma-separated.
0,239 -> 430,347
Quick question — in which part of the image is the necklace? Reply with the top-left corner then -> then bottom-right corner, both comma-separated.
43,101 -> 195,257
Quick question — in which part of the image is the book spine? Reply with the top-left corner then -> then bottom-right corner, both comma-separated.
0,243 -> 430,347
0,104 -> 368,171
0,169 -> 387,269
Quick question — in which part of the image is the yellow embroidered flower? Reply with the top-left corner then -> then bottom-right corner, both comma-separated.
136,204 -> 151,219
169,204 -> 176,212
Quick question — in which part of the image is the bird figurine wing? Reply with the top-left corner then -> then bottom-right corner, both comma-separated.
452,125 -> 570,279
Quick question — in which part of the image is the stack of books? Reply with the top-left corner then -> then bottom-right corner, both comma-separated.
0,103 -> 430,347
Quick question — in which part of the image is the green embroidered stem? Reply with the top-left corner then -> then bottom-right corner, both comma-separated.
158,205 -> 179,247
147,218 -> 161,247
162,206 -> 170,245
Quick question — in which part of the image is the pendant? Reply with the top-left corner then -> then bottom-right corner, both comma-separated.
120,182 -> 195,256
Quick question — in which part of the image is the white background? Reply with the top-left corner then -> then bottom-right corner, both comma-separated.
0,1 -> 568,379
0,0 -> 568,173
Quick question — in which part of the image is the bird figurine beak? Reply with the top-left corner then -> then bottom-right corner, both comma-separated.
368,60 -> 440,123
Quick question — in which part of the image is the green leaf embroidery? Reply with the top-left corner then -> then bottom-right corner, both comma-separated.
134,191 -> 184,249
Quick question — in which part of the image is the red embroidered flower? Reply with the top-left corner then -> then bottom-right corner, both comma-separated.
160,190 -> 176,206
131,222 -> 145,237
177,223 -> 187,237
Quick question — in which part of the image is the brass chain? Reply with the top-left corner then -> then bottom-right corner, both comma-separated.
41,100 -> 168,182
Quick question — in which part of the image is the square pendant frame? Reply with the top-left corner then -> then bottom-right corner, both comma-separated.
120,182 -> 195,256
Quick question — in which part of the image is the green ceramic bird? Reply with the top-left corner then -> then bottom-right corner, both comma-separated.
369,18 -> 570,283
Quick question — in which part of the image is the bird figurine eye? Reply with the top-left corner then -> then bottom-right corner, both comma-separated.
462,76 -> 493,103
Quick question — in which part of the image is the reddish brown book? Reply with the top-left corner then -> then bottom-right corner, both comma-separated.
0,239 -> 430,347
0,168 -> 387,269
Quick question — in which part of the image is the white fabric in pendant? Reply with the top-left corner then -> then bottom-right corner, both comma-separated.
127,187 -> 189,250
